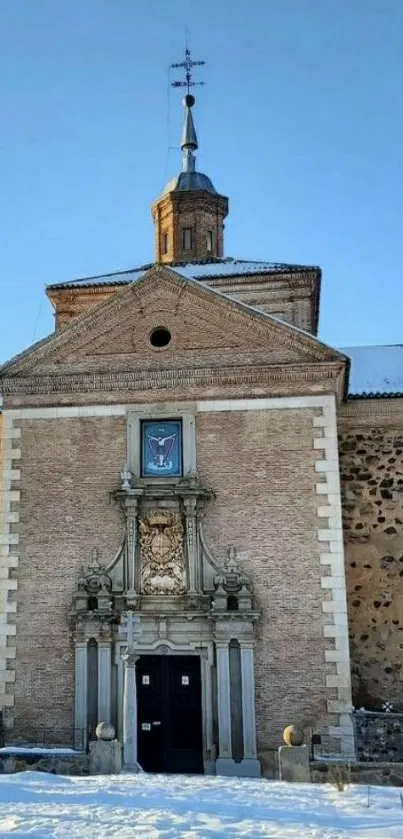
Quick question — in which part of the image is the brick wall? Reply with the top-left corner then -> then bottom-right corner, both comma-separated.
151,192 -> 228,263
197,407 -> 331,749
12,416 -> 125,743
7,401 -> 344,750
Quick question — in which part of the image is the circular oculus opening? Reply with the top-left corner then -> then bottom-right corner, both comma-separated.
150,326 -> 172,348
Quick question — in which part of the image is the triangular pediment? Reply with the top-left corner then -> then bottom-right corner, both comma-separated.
0,265 -> 345,380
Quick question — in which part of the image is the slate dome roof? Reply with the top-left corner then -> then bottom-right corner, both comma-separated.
163,171 -> 217,195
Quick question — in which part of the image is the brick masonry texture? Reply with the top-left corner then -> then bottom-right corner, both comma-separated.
151,192 -> 228,263
202,273 -> 318,334
197,408 -> 331,749
12,417 -> 126,743
48,270 -> 319,335
5,400 -> 348,751
2,269 -> 343,412
4,376 -> 340,410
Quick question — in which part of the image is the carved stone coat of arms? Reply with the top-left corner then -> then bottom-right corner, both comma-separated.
139,511 -> 186,595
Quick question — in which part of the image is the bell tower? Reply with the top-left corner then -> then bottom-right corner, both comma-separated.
151,50 -> 228,264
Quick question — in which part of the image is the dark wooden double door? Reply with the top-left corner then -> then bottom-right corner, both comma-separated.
136,655 -> 203,774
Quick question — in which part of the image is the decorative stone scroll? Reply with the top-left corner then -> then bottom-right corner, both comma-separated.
213,546 -> 253,611
72,559 -> 113,614
139,510 -> 186,595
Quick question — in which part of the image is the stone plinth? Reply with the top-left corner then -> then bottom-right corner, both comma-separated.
278,745 -> 310,782
89,739 -> 122,775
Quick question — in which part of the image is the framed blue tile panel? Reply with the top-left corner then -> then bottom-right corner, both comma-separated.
141,419 -> 183,478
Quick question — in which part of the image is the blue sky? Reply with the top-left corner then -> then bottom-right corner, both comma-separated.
1,0 -> 402,362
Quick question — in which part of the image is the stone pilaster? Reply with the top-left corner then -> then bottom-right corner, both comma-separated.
125,497 -> 139,600
215,641 -> 233,768
122,651 -> 141,771
239,641 -> 260,776
74,642 -> 88,750
200,651 -> 214,772
240,642 -> 257,758
97,642 -> 112,724
184,497 -> 198,592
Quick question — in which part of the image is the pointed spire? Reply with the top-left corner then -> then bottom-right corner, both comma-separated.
181,94 -> 198,173
151,49 -> 228,263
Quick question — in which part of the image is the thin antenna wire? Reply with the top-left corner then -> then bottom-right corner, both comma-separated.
31,296 -> 44,344
160,64 -> 172,191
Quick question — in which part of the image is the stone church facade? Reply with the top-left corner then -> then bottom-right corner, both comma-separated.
0,91 -> 402,775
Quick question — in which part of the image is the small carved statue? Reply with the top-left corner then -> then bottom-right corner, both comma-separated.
120,466 -> 132,490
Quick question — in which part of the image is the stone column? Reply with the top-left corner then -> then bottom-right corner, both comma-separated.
125,498 -> 138,594
215,641 -> 233,773
201,652 -> 214,773
74,641 -> 88,751
98,642 -> 112,723
116,658 -> 124,743
184,497 -> 198,592
122,652 -> 141,771
239,641 -> 260,776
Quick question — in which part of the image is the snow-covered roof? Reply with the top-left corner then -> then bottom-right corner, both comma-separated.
175,259 -> 318,280
47,258 -> 319,290
342,345 -> 403,397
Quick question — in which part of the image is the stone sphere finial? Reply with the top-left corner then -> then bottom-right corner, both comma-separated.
283,724 -> 304,747
95,722 -> 115,741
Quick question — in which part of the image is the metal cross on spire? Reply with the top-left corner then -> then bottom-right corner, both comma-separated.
170,49 -> 205,173
171,48 -> 205,95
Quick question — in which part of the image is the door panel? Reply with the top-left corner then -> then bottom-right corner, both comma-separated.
136,655 -> 203,773
136,657 -> 165,772
167,657 -> 203,773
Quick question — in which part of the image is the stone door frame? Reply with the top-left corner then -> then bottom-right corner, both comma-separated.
114,637 -> 216,774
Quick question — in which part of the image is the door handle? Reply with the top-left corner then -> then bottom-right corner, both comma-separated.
152,721 -> 162,726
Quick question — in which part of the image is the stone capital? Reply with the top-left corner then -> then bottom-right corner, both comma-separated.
183,496 -> 197,515
215,639 -> 230,650
239,640 -> 255,650
122,652 -> 139,668
125,496 -> 141,514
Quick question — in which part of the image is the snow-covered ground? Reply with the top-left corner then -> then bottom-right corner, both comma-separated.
0,772 -> 402,838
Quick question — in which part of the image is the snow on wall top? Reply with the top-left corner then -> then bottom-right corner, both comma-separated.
174,259 -> 317,280
342,345 -> 403,397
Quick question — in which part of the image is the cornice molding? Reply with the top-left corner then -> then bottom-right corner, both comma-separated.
206,272 -> 317,288
1,361 -> 343,398
339,397 -> 403,427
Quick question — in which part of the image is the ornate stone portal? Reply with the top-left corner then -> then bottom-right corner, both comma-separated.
71,468 -> 260,776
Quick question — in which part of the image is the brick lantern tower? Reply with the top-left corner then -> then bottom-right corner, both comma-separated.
151,92 -> 228,264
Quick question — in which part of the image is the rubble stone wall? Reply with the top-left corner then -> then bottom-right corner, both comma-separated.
311,759 -> 403,786
339,402 -> 403,711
